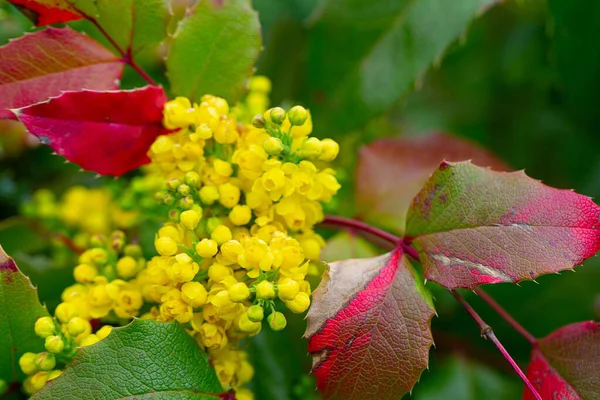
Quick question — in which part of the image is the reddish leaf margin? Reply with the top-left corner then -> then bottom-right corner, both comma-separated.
306,249 -> 435,400
13,86 -> 170,176
0,27 -> 123,120
7,0 -> 81,26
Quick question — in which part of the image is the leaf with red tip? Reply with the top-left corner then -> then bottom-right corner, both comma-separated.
405,161 -> 600,289
306,249 -> 435,399
0,246 -> 50,384
524,321 -> 600,400
7,0 -> 81,26
14,86 -> 169,176
0,27 -> 123,120
356,133 -> 508,234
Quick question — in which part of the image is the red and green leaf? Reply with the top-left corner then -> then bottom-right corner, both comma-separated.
0,246 -> 49,384
524,322 -> 600,400
13,86 -> 170,176
356,133 -> 508,234
405,161 -> 600,289
7,0 -> 81,26
305,249 -> 435,399
0,27 -> 123,120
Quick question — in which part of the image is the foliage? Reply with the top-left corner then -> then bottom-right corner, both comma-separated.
0,0 -> 599,399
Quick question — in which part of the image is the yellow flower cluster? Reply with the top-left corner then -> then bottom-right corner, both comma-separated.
22,186 -> 139,249
135,78 -> 340,396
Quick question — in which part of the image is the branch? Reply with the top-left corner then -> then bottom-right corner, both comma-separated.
475,287 -> 537,345
451,290 -> 542,400
320,216 -> 420,259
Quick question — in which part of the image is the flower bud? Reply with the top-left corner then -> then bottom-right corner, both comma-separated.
199,186 -> 220,205
196,239 -> 219,258
155,236 -> 178,256
252,114 -> 266,129
285,292 -> 311,314
80,334 -> 99,347
96,326 -> 113,340
247,305 -> 264,322
55,302 -> 77,323
184,171 -> 201,188
35,352 -> 56,371
301,137 -> 322,159
238,313 -> 261,333
263,137 -> 284,156
228,282 -> 251,302
19,352 -> 38,375
267,311 -> 287,331
180,209 -> 201,230
48,370 -> 62,381
269,107 -> 286,125
124,244 -> 142,258
116,256 -> 138,279
319,138 -> 339,161
181,282 -> 208,308
277,278 -> 300,301
179,195 -> 194,209
44,336 -> 65,354
288,105 -> 308,126
67,317 -> 91,337
166,178 -> 181,191
255,280 -> 275,300
30,371 -> 49,391
211,225 -> 232,245
228,205 -> 252,226
34,317 -> 56,338
177,184 -> 191,197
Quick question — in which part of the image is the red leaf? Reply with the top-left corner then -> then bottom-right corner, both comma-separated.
524,322 -> 600,400
405,161 -> 600,289
305,249 -> 435,399
13,86 -> 170,176
356,133 -> 508,234
0,27 -> 123,119
7,0 -> 81,26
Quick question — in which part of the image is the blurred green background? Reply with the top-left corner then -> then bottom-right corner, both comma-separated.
1,0 -> 599,398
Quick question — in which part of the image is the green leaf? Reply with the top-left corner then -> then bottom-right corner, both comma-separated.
32,319 -> 224,399
0,246 -> 49,384
306,0 -> 500,132
166,0 -> 262,104
72,0 -> 170,59
405,161 -> 600,289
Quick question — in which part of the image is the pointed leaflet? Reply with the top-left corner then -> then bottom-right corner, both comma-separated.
7,0 -> 81,26
0,27 -> 123,120
405,161 -> 600,289
0,246 -> 50,384
14,86 -> 170,176
32,319 -> 224,399
305,0 -> 500,132
306,249 -> 435,399
166,0 -> 261,104
356,133 -> 508,234
523,322 -> 600,400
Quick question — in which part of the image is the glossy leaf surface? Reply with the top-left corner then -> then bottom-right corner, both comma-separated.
32,319 -> 224,399
0,246 -> 49,384
406,161 -> 600,289
14,86 -> 169,176
306,249 -> 435,399
167,0 -> 261,104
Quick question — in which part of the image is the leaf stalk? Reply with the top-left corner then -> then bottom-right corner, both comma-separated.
451,290 -> 542,400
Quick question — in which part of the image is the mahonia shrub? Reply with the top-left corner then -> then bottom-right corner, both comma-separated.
0,1 -> 599,400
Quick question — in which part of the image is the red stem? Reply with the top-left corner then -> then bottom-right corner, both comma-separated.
475,287 -> 537,345
321,216 -> 420,259
451,291 -> 542,400
70,2 -> 157,86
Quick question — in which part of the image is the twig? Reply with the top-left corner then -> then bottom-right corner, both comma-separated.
475,287 -> 537,345
320,216 -> 420,259
451,290 -> 542,400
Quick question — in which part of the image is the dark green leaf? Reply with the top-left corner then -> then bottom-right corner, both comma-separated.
166,0 -> 261,104
32,319 -> 224,400
306,0 -> 500,132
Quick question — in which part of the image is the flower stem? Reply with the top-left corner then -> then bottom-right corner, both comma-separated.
475,287 -> 537,345
451,290 -> 542,400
